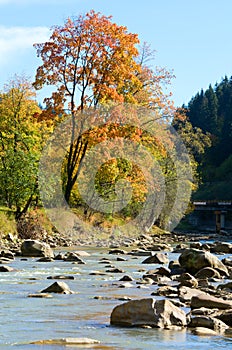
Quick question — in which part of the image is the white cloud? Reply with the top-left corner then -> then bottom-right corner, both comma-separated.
0,26 -> 50,65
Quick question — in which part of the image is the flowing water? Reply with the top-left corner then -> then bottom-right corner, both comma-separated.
1,246 -> 232,349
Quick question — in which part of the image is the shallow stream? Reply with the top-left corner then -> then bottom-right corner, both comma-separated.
1,246 -> 232,349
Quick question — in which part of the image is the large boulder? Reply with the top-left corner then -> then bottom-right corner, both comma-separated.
110,298 -> 186,328
21,240 -> 54,258
179,249 -> 228,276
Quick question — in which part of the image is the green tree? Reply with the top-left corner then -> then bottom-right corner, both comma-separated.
0,76 -> 49,219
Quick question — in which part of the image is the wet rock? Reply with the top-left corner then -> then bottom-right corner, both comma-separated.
31,338 -> 100,345
0,250 -> 14,260
177,273 -> 198,288
191,294 -> 232,310
21,240 -> 54,258
191,308 -> 215,316
212,309 -> 232,327
179,248 -> 228,276
190,242 -> 202,250
110,298 -> 187,328
41,281 -> 73,294
217,281 -> 232,291
89,271 -> 107,276
0,257 -> 14,264
149,244 -> 173,252
64,252 -> 85,263
36,257 -> 54,262
150,266 -> 171,277
73,250 -> 90,257
106,268 -> 124,273
119,275 -> 134,281
178,286 -> 206,303
142,253 -> 169,264
117,257 -> 127,261
0,265 -> 14,272
152,286 -> 178,297
168,261 -> 186,275
221,258 -> 232,267
28,293 -> 53,298
188,316 -> 228,333
210,242 -> 232,254
190,327 -> 218,336
129,249 -> 151,256
54,252 -> 66,260
118,282 -> 133,288
109,249 -> 127,255
47,275 -> 75,280
195,267 -> 221,279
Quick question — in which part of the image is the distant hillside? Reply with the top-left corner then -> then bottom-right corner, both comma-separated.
185,76 -> 232,200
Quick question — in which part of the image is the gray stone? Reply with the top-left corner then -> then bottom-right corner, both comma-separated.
41,281 -> 73,294
21,240 -> 54,258
189,316 -> 228,333
179,249 -> 228,276
142,253 -> 169,265
195,267 -> 221,279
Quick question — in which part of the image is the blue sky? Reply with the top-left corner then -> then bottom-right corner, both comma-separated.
0,0 -> 232,107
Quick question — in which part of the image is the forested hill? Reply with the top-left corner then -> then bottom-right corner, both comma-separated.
186,76 -> 232,200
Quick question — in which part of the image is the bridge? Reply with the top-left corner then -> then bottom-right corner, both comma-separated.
192,200 -> 232,233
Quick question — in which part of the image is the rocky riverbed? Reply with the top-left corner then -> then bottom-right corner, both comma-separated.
1,231 -> 232,348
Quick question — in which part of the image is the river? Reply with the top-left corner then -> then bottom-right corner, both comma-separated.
1,246 -> 232,349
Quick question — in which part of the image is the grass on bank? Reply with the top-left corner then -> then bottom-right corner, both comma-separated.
0,204 -> 170,242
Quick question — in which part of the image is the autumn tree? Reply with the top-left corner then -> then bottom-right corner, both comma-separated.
34,11 -> 175,208
0,76 -> 50,219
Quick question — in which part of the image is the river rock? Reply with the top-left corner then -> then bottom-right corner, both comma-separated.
109,249 -> 127,255
177,273 -> 198,288
190,327 -> 218,336
31,338 -> 100,345
47,275 -> 75,280
0,250 -> 14,260
0,265 -> 14,272
189,316 -> 228,333
64,252 -> 85,263
73,250 -> 90,257
217,281 -> 232,290
110,298 -> 187,328
178,286 -> 206,303
179,248 -> 228,276
221,258 -> 232,267
212,309 -> 232,327
149,244 -> 173,252
21,240 -> 54,258
168,261 -> 186,275
152,286 -> 178,297
142,253 -> 169,265
195,267 -> 221,279
210,242 -> 232,254
41,281 -> 73,294
191,294 -> 232,310
119,275 -> 134,281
